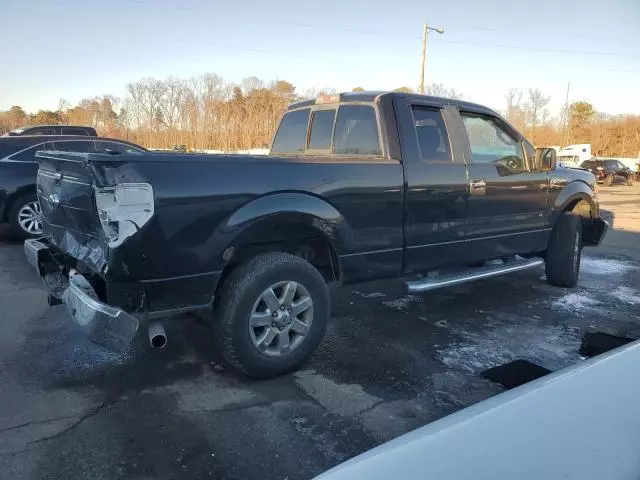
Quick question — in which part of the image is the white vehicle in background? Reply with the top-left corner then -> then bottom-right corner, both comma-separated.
557,144 -> 592,168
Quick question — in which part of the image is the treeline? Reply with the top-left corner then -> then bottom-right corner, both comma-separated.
1,74 -> 639,157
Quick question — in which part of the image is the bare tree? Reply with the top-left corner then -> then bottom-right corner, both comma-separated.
524,88 -> 550,140
427,83 -> 463,99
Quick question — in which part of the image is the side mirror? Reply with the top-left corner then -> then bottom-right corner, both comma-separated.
536,148 -> 556,170
494,158 -> 514,176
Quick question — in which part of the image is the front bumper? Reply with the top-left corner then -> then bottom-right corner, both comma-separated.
24,238 -> 139,352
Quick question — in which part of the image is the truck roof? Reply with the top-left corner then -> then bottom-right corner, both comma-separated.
288,91 -> 497,115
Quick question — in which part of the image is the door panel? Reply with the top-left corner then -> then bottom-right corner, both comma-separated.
396,101 -> 469,273
459,111 -> 550,259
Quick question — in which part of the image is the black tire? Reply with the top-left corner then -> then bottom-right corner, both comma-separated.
603,174 -> 614,186
626,175 -> 634,186
545,213 -> 582,288
8,193 -> 41,239
215,252 -> 330,378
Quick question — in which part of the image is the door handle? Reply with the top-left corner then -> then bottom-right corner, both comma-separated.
469,179 -> 487,195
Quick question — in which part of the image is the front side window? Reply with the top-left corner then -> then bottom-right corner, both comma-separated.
411,106 -> 451,163
308,110 -> 336,150
462,113 -> 526,172
95,141 -> 143,154
271,109 -> 310,154
333,105 -> 381,156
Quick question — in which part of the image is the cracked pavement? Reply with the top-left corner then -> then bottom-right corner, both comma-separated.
1,185 -> 639,479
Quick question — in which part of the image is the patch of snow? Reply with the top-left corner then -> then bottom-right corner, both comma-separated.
352,291 -> 386,299
552,292 -> 600,313
611,286 -> 640,305
381,295 -> 422,311
580,258 -> 638,276
436,324 -> 581,374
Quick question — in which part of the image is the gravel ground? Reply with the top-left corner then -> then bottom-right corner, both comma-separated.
1,185 -> 639,480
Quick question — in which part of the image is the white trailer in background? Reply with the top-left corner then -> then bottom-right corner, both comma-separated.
557,144 -> 592,168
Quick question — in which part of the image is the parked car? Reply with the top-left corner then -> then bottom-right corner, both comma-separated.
25,91 -> 607,377
2,125 -> 97,137
0,136 -> 146,238
580,158 -> 635,186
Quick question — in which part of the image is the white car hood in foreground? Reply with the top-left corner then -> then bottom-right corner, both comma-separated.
317,340 -> 640,480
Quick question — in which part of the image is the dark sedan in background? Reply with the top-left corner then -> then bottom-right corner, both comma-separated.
580,159 -> 635,186
2,124 -> 97,137
0,136 -> 146,238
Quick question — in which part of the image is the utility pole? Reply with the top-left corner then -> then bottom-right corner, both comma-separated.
418,24 -> 444,94
419,24 -> 427,94
560,81 -> 570,148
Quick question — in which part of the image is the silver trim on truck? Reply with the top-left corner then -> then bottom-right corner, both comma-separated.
24,238 -> 139,352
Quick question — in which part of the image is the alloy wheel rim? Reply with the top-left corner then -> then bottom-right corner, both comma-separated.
17,201 -> 42,234
248,281 -> 313,357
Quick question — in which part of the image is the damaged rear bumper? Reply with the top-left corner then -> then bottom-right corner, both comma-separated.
24,238 -> 139,352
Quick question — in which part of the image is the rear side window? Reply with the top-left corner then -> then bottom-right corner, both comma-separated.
308,110 -> 336,150
333,105 -> 381,156
581,160 -> 596,168
411,107 -> 451,162
28,127 -> 56,135
603,160 -> 617,169
271,109 -> 310,154
8,142 -> 55,161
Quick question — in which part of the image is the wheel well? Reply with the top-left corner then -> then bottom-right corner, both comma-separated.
564,198 -> 593,218
564,198 -> 597,242
214,222 -> 340,304
2,188 -> 36,222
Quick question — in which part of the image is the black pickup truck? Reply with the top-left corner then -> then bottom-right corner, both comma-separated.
25,91 -> 607,377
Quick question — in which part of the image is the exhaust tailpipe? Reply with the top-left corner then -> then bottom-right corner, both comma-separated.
148,322 -> 167,349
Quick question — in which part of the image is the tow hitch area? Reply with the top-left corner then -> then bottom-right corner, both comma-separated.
24,238 -> 139,353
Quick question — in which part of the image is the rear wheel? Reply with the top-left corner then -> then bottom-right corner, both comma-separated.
215,252 -> 330,378
603,174 -> 614,186
545,213 -> 582,288
8,193 -> 42,239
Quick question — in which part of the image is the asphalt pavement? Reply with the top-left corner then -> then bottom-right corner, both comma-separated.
1,185 -> 639,480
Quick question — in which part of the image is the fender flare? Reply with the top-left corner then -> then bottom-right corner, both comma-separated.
215,191 -> 350,267
552,181 -> 599,218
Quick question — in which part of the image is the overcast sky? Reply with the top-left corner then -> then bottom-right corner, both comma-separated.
2,0 -> 639,116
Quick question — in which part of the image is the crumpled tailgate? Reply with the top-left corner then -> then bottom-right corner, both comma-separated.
36,151 -> 109,273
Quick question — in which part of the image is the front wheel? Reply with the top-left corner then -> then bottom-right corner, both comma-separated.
215,252 -> 330,378
9,193 -> 42,239
626,176 -> 634,186
545,213 -> 582,288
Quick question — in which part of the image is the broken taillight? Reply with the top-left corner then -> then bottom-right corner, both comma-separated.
94,183 -> 154,247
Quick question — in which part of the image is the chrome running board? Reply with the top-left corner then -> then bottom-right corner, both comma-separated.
405,257 -> 544,293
